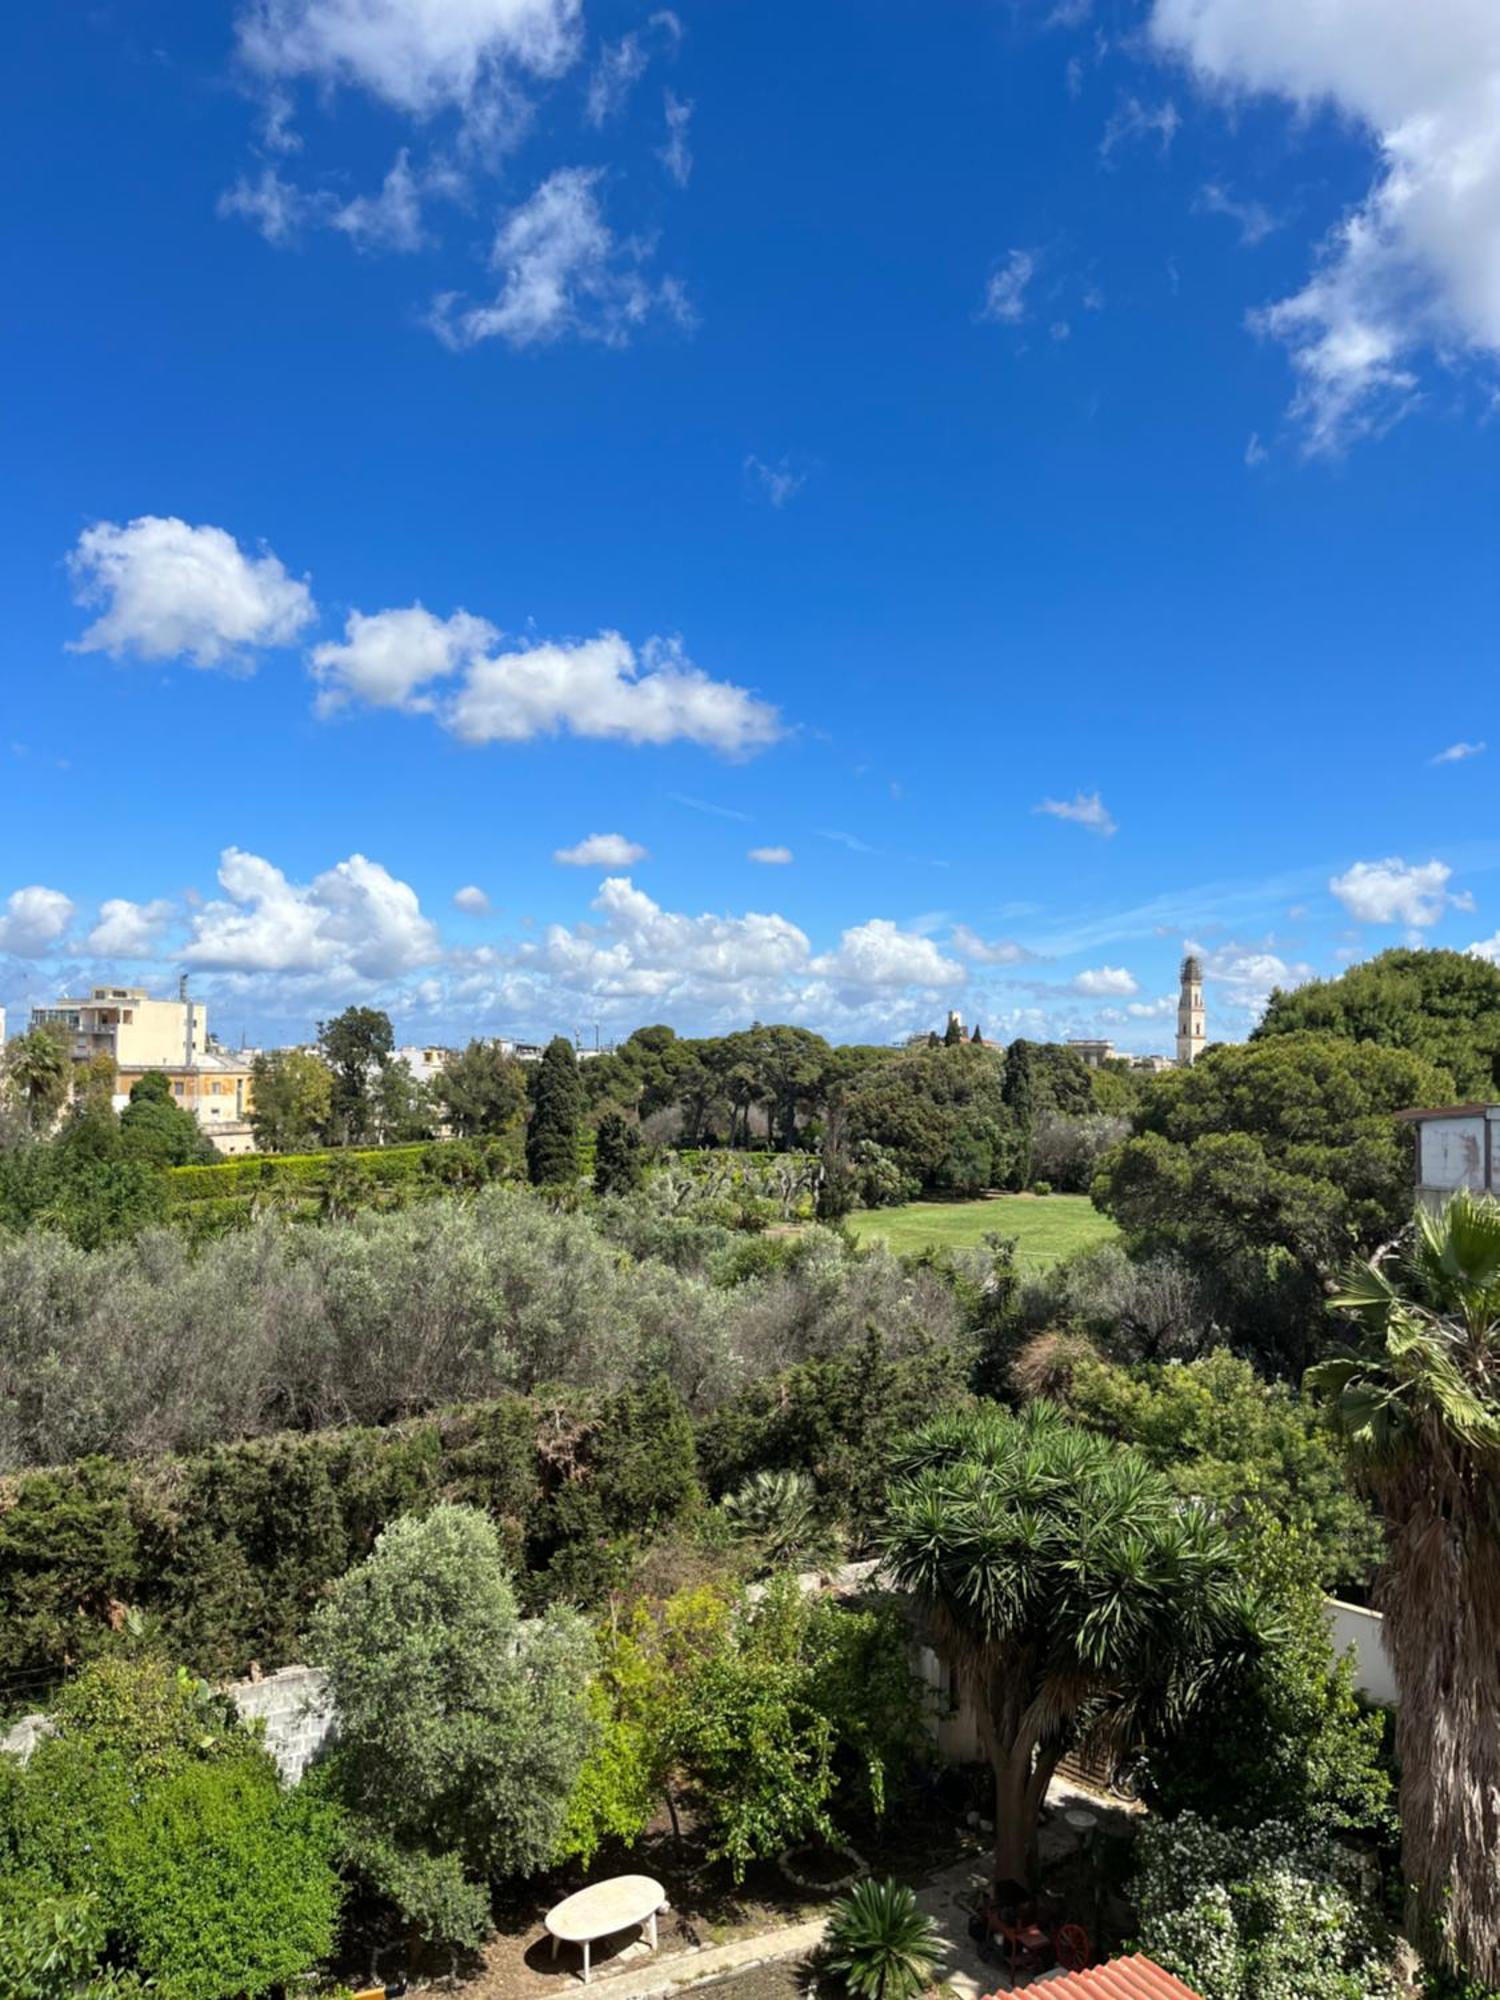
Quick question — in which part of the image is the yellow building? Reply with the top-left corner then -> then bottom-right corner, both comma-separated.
115,1052 -> 258,1156
32,985 -> 207,1068
31,985 -> 258,1155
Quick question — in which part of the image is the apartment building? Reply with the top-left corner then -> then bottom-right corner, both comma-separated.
31,985 -> 207,1068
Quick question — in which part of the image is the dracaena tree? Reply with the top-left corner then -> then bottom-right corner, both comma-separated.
880,1403 -> 1262,1887
1309,1189 -> 1500,1985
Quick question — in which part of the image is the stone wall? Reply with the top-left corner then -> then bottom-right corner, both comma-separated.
2,1663 -> 337,1786
226,1665 -> 337,1784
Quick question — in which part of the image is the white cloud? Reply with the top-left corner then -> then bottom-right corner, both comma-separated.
981,249 -> 1035,325
183,848 -> 441,980
1329,856 -> 1472,928
657,90 -> 692,186
87,898 -> 175,957
1100,95 -> 1180,161
0,887 -> 74,957
310,604 -> 497,715
950,925 -> 1035,966
532,876 -> 812,999
748,846 -> 793,865
586,32 -> 648,123
810,919 -> 964,990
744,455 -> 807,508
1034,790 -> 1118,837
217,166 -> 320,245
1469,932 -> 1500,965
431,167 -> 690,350
1431,739 -> 1486,764
1127,994 -> 1176,1019
332,149 -> 431,251
1073,964 -> 1139,996
554,833 -> 649,867
236,0 -> 581,119
68,517 -> 315,669
1197,944 -> 1315,1019
1152,0 -> 1500,450
446,631 -> 780,754
453,884 -> 491,914
1194,181 -> 1278,244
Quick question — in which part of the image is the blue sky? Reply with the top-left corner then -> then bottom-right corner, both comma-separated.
3,0 -> 1498,1051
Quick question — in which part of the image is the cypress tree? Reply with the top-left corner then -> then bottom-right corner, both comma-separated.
593,1110 -> 644,1196
944,1013 -> 964,1047
970,1023 -> 983,1045
526,1037 -> 583,1185
1002,1038 -> 1036,1188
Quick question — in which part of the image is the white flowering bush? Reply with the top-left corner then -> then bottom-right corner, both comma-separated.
1134,1814 -> 1397,2000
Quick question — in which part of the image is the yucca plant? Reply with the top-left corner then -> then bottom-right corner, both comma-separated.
721,1468 -> 826,1565
825,1878 -> 941,2000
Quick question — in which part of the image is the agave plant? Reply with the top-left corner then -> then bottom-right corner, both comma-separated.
825,1878 -> 941,2000
721,1468 -> 825,1565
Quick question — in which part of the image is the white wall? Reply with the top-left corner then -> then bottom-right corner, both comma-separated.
1325,1598 -> 1398,1708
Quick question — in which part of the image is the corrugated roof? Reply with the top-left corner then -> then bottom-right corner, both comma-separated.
1017,1955 -> 1203,2000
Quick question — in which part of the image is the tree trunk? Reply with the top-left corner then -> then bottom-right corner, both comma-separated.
991,1744 -> 1037,1887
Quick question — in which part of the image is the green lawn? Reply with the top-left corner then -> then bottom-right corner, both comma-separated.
848,1193 -> 1117,1267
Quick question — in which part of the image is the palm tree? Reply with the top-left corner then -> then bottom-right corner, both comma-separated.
1,1023 -> 73,1131
1310,1190 -> 1500,1982
880,1403 -> 1260,1886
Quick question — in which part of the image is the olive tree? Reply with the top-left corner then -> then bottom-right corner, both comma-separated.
307,1505 -> 595,1949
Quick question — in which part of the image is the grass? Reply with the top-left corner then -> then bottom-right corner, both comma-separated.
848,1193 -> 1117,1267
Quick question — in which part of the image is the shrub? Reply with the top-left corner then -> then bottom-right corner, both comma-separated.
720,1469 -> 831,1569
1133,1813 -> 1397,2000
307,1506 -> 596,1948
825,1878 -> 941,2000
107,1760 -> 343,2000
1143,1514 -> 1392,1838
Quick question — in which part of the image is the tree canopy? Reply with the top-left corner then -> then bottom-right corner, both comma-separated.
880,1402 -> 1259,1884
1254,947 -> 1500,1099
1092,1032 -> 1451,1373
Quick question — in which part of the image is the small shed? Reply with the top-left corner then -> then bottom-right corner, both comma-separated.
1397,1103 -> 1500,1210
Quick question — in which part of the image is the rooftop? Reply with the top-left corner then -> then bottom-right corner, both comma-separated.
1021,1955 -> 1202,2000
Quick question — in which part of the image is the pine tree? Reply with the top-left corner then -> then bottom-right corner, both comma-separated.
527,1037 -> 583,1185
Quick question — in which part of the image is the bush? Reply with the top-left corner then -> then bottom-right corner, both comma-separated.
1133,1813 -> 1396,2000
307,1506 -> 596,1948
0,1658 -> 342,2000
108,1760 -> 343,2000
825,1878 -> 942,2000
1143,1514 -> 1392,1837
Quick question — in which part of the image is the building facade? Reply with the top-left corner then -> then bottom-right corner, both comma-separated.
1399,1102 -> 1500,1210
1175,955 -> 1206,1067
31,985 -> 207,1069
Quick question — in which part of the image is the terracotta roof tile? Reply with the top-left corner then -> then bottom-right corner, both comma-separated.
1005,1955 -> 1203,2000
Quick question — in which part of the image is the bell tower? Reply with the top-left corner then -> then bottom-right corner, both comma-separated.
1176,954 -> 1205,1066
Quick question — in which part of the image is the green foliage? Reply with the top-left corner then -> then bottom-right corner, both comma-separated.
317,1006 -> 395,1147
436,1040 -> 527,1139
107,1759 -> 343,2000
881,1403 -> 1261,1881
0,1027 -> 72,1134
697,1334 -> 973,1540
825,1879 -> 942,2000
1051,1347 -> 1383,1594
842,1041 -> 1013,1194
1133,1814 -> 1396,2000
721,1469 -> 830,1568
0,1889 -> 121,2000
1093,1033 -> 1452,1372
1143,1513 -> 1393,1837
0,1458 -> 140,1681
594,1110 -> 646,1195
1254,947 -> 1500,1099
308,1505 -> 596,1947
0,1658 -> 341,2000
528,1036 -> 583,1186
249,1047 -> 334,1154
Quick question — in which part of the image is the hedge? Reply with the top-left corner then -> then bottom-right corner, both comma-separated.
0,1381 -> 699,1691
0,1344 -> 969,1697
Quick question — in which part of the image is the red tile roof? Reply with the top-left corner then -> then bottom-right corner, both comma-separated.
1018,1957 -> 1203,2000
